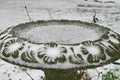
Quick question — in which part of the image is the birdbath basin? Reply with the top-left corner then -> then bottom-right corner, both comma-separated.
0,20 -> 120,80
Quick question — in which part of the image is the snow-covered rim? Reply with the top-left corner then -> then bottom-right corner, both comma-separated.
0,20 -> 120,70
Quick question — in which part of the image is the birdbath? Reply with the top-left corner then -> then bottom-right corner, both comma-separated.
0,20 -> 120,80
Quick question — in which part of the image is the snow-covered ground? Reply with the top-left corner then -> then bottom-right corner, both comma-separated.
0,0 -> 120,80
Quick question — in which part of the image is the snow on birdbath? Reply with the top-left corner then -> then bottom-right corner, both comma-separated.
0,20 -> 120,80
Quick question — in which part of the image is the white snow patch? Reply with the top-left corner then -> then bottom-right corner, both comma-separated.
8,43 -> 21,52
15,24 -> 102,44
87,46 -> 100,55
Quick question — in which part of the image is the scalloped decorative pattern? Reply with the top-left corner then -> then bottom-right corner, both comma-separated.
0,20 -> 120,69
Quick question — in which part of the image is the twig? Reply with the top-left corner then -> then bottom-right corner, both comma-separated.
20,67 -> 34,80
92,10 -> 99,23
95,68 -> 99,74
24,70 -> 34,80
25,6 -> 32,22
45,8 -> 54,20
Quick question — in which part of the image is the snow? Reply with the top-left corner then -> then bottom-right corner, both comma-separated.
15,22 -> 102,44
0,0 -> 120,80
46,48 -> 60,58
0,59 -> 45,80
86,46 -> 100,55
8,43 -> 22,52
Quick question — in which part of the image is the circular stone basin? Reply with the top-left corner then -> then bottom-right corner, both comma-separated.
0,20 -> 120,70
12,21 -> 104,44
